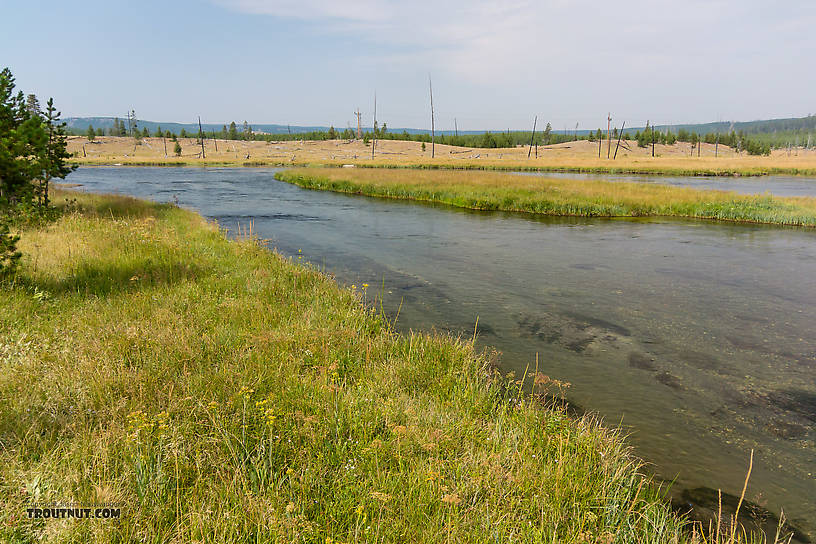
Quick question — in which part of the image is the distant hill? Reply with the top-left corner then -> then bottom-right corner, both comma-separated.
650,115 -> 816,136
61,117 -> 480,136
63,114 -> 816,143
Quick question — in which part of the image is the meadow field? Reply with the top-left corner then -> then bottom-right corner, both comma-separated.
67,136 -> 816,176
0,190 -> 702,542
275,167 -> 816,227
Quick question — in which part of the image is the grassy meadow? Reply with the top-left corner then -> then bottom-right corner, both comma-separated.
0,190 -> 706,542
67,136 -> 816,176
275,167 -> 816,227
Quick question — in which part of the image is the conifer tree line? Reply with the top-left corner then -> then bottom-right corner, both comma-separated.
0,67 -> 73,276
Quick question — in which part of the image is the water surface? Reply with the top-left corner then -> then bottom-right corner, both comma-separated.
65,167 -> 816,533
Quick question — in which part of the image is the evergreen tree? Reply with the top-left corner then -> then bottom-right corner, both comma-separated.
228,122 -> 238,140
154,126 -> 163,138
0,68 -> 73,275
328,125 -> 337,139
174,141 -> 182,156
87,125 -> 96,141
39,98 -> 74,207
180,128 -> 188,138
25,94 -> 41,116
142,127 -> 150,138
543,123 -> 552,144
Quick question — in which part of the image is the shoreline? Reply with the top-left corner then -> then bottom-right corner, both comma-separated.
69,159 -> 816,177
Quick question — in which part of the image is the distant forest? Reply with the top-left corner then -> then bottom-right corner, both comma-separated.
68,114 -> 816,157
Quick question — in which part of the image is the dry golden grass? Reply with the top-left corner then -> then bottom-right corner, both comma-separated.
67,136 -> 816,176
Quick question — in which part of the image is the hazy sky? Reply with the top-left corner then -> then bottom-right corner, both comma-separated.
3,0 -> 814,130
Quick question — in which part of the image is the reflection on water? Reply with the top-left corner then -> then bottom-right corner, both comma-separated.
66,167 -> 816,535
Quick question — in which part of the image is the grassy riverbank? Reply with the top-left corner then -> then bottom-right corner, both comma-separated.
0,191 -> 696,542
276,167 -> 816,227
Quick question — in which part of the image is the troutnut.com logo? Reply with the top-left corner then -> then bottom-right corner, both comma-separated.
27,504 -> 122,520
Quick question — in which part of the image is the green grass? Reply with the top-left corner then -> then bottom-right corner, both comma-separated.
276,167 -> 816,227
0,191 -> 706,543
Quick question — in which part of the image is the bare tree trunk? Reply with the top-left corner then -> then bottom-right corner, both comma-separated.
614,122 -> 625,160
527,116 -> 537,158
607,113 -> 612,159
371,93 -> 377,160
429,75 -> 435,158
198,117 -> 206,159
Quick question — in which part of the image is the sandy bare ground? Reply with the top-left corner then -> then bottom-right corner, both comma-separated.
67,136 -> 816,175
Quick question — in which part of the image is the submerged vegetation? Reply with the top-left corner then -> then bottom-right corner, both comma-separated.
276,167 -> 816,227
0,190 -> 705,542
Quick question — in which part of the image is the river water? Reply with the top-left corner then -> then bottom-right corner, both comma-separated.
65,167 -> 816,534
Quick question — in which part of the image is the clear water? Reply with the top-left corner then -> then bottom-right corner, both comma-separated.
517,171 -> 816,197
64,167 -> 816,532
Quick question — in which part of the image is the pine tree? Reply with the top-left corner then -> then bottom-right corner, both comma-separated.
174,141 -> 182,156
39,98 -> 74,207
87,125 -> 96,141
0,68 -> 73,274
154,126 -> 163,138
25,94 -> 41,116
543,123 -> 553,144
228,122 -> 238,140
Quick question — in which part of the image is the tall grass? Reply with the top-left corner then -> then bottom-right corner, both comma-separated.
0,190 -> 696,542
276,168 -> 816,227
0,191 -> 792,542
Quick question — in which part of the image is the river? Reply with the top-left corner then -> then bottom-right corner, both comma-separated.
64,167 -> 816,535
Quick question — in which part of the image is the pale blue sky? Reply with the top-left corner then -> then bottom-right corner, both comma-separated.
3,0 -> 814,130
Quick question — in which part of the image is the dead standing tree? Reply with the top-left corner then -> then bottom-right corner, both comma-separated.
354,109 -> 362,140
528,115 -> 537,158
198,116 -> 206,159
429,75 -> 435,158
613,121 -> 626,160
371,93 -> 377,160
607,113 -> 612,159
